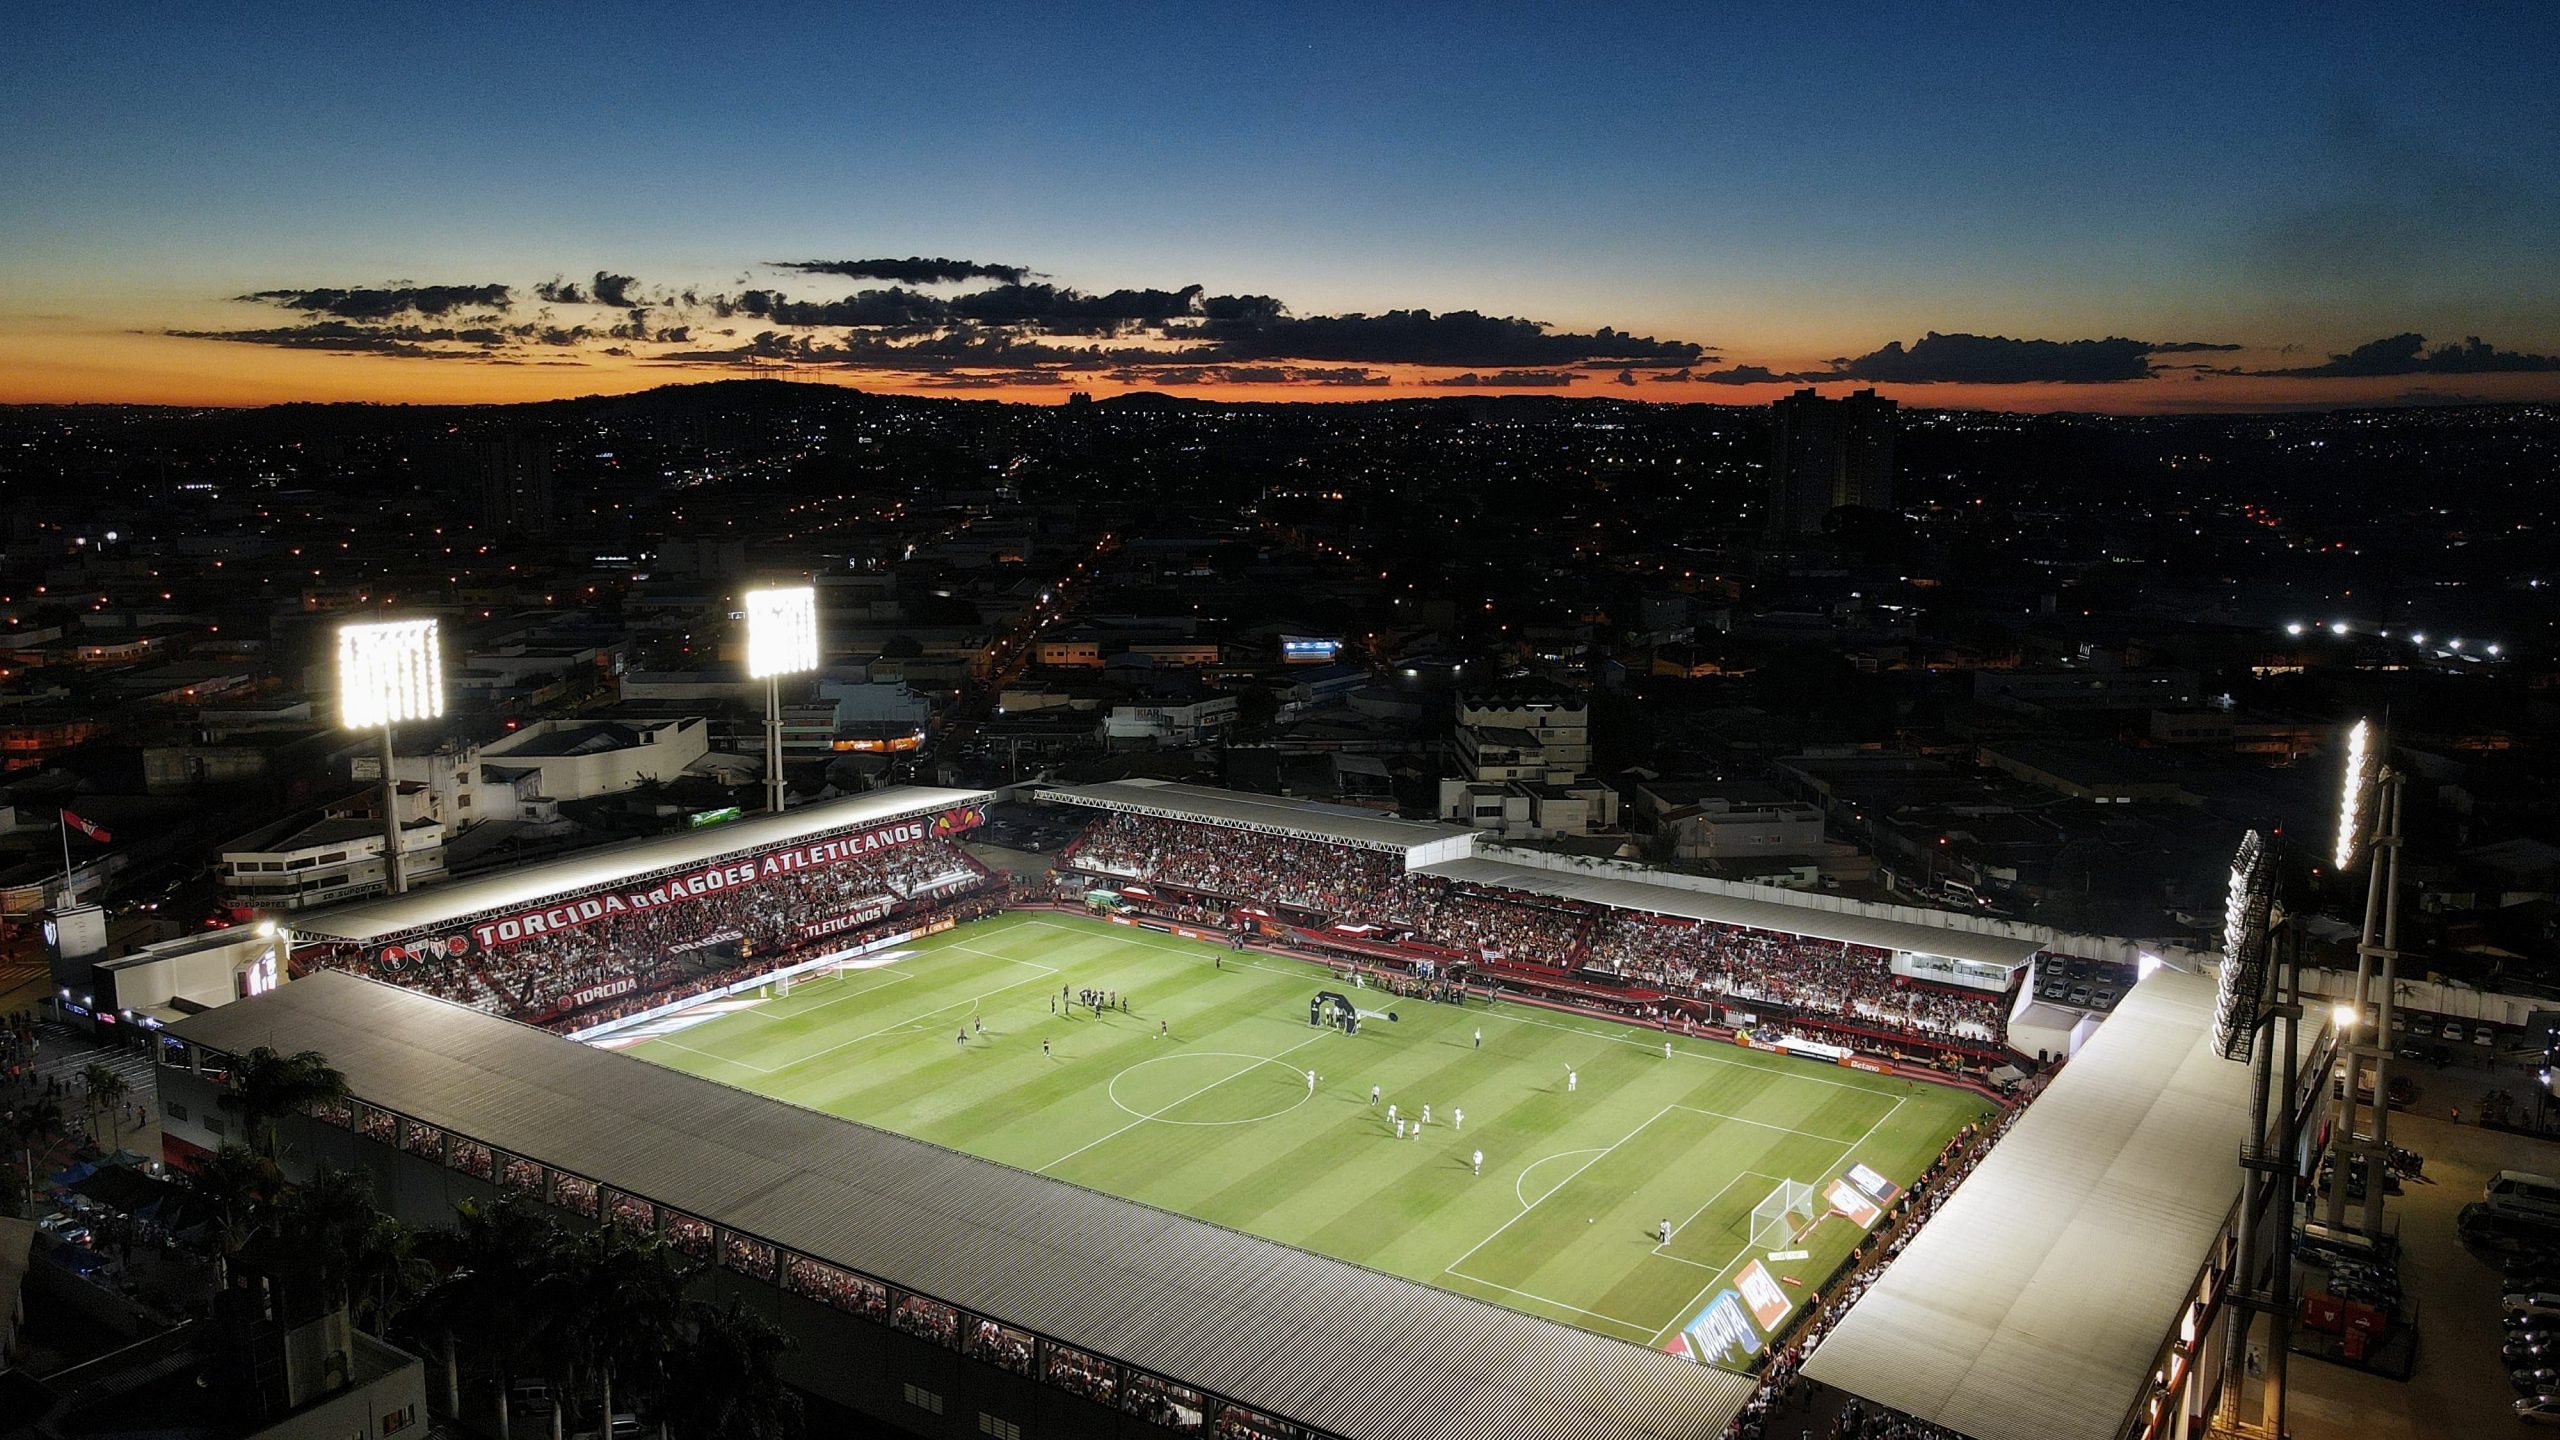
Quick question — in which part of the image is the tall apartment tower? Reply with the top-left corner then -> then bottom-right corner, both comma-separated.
476,434 -> 556,537
1767,387 -> 1897,536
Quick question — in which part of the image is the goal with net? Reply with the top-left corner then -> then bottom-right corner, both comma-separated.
1748,1178 -> 1818,1254
773,961 -> 854,998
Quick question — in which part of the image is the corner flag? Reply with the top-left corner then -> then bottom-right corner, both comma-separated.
62,809 -> 112,843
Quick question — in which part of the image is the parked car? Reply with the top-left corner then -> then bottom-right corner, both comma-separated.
2506,1292 -> 2560,1320
2443,1020 -> 2467,1043
2413,1016 -> 2436,1037
2519,1395 -> 2560,1426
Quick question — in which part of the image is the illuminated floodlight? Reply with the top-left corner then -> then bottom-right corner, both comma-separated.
2410,632 -> 2426,644
743,586 -> 820,679
2329,621 -> 2349,636
2333,718 -> 2372,870
2214,830 -> 2274,1062
2284,622 -> 2305,636
2332,1003 -> 2358,1029
337,620 -> 444,728
2449,638 -> 2464,650
2488,643 -> 2503,656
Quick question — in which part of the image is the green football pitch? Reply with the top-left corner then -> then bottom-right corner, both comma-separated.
622,911 -> 1990,1350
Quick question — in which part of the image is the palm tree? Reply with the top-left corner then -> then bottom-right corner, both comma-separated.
658,1299 -> 800,1440
188,1141 -> 275,1290
413,1197 -> 560,1440
8,1093 -> 65,1217
216,1047 -> 347,1161
541,1226 -> 694,1440
276,1167 -> 431,1334
84,1062 -> 127,1147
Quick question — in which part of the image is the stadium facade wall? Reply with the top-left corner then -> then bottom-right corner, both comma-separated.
1478,844 -> 2215,971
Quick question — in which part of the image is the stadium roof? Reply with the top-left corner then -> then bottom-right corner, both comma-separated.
1797,965 -> 2247,1440
1044,780 -> 1479,860
284,785 -> 993,945
1416,855 -> 2044,971
171,973 -> 1752,1440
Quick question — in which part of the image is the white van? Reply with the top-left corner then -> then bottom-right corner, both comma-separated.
2485,1171 -> 2560,1226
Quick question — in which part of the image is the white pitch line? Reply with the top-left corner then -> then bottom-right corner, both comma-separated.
1650,1170 -> 1783,1265
1017,915 -> 1882,1095
1664,1103 -> 1868,1147
1644,1093 -> 1910,1348
1034,1032 -> 1329,1175
693,956 -> 1064,1076
1513,1147 -> 1607,1209
649,1037 -> 767,1071
1443,1105 -> 1674,1275
1440,1272 -> 1661,1337
721,967 -> 914,1025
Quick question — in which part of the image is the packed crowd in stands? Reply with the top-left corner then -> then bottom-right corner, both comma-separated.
967,1318 -> 1036,1375
892,1293 -> 960,1346
1588,914 -> 2008,1045
1067,812 -> 1402,913
1379,875 -> 1601,967
1045,1345 -> 1119,1405
303,837 -> 993,1025
1062,813 -> 2012,1054
1726,1101 -> 2031,1440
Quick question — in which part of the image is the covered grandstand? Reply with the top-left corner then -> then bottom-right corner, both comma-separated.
1040,783 -> 2034,1065
1413,856 -> 2040,984
1794,964 -> 2250,1440
158,972 -> 1758,1440
278,786 -> 1001,1027
1043,780 -> 1479,867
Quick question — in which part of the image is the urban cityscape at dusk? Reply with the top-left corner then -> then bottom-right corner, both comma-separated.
3,10 -> 2558,1440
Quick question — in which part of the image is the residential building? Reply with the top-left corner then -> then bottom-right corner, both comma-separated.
1768,387 -> 1897,536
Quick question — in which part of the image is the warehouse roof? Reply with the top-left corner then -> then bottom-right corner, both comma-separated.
1416,856 -> 2044,971
171,973 -> 1751,1440
1044,780 -> 1478,859
1798,965 -> 2247,1440
285,786 -> 993,945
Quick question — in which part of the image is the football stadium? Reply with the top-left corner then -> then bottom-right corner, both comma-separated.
122,781 -> 2255,1440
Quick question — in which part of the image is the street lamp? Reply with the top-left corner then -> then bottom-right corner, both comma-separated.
338,619 -> 443,897
744,586 -> 819,814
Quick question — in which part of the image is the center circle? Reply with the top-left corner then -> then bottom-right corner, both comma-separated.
1108,1051 -> 1314,1127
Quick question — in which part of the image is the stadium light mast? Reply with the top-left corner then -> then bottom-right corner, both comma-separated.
2211,829 -> 2298,1440
338,619 -> 444,898
2323,717 -> 2404,1237
744,585 -> 819,815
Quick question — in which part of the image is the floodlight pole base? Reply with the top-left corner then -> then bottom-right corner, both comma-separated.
378,722 -> 405,897
764,674 -> 786,815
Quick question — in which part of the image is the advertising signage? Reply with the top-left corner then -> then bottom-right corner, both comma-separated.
372,806 -> 981,967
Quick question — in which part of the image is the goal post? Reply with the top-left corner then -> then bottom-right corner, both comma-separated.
1748,1178 -> 1818,1254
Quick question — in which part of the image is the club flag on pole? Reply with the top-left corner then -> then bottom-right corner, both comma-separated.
62,809 -> 112,844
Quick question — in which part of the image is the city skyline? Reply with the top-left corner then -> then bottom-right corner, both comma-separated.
5,4 -> 2557,410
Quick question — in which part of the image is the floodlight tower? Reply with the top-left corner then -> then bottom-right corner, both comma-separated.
337,619 -> 445,897
743,586 -> 819,814
2322,718 -> 2403,1235
2212,829 -> 2297,1440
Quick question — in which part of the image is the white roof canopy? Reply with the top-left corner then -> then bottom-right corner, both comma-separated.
1799,965 -> 2248,1440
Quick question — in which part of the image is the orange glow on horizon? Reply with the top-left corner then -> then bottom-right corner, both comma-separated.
4,328 -> 2558,415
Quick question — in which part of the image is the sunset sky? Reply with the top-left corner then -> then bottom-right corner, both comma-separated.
5,4 -> 2557,410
